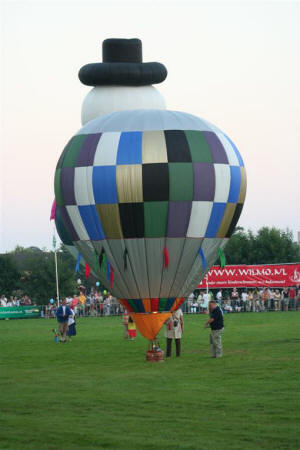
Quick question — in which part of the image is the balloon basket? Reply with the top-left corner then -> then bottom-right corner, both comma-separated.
146,340 -> 164,363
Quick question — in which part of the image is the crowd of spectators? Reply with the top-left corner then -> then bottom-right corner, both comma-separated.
186,286 -> 300,314
43,289 -> 121,318
0,294 -> 33,307
1,287 -> 300,317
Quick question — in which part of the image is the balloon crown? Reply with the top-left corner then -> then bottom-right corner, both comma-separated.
78,38 -> 167,87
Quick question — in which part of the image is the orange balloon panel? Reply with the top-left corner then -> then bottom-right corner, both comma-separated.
130,312 -> 171,340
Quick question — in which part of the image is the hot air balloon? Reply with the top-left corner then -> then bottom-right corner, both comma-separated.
53,39 -> 246,353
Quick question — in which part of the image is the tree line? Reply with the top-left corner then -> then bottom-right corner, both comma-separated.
224,227 -> 300,265
0,227 -> 299,304
0,245 -> 84,305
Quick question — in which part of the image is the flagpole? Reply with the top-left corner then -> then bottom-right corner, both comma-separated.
50,201 -> 60,306
54,249 -> 60,306
53,227 -> 60,306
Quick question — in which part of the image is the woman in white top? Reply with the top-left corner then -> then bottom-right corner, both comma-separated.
165,309 -> 184,357
67,308 -> 77,341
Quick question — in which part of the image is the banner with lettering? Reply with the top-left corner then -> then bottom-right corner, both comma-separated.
198,264 -> 300,288
0,306 -> 41,319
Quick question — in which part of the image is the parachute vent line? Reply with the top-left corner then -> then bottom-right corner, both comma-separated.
199,248 -> 206,269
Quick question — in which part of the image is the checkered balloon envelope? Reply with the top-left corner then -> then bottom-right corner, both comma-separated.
54,109 -> 246,312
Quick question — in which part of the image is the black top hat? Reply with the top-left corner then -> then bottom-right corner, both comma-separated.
78,38 -> 167,87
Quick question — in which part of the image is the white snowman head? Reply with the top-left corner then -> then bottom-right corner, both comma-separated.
79,38 -> 167,125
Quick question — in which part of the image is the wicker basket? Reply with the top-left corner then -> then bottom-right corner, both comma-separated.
146,341 -> 164,362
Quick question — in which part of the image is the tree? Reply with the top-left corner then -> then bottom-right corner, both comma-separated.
251,227 -> 300,264
9,246 -> 78,304
0,254 -> 21,295
224,227 -> 300,265
224,227 -> 254,264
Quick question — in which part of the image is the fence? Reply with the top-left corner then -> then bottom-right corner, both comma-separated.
182,297 -> 300,314
39,297 -> 300,319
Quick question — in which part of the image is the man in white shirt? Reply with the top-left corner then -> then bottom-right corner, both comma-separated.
187,293 -> 195,313
66,296 -> 73,305
216,290 -> 222,303
202,293 -> 209,312
241,291 -> 248,312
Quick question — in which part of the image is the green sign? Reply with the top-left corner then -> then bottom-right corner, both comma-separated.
0,306 -> 41,319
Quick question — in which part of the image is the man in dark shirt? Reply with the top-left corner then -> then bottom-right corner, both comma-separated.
56,298 -> 72,342
204,300 -> 224,358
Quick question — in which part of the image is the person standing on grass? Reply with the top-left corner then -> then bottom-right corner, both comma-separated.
56,298 -> 72,342
67,306 -> 77,341
122,309 -> 129,339
78,291 -> 86,316
296,286 -> 300,310
204,300 -> 224,358
127,316 -> 137,340
216,289 -> 222,305
241,290 -> 248,312
202,291 -> 209,314
288,286 -> 296,310
165,308 -> 184,357
274,290 -> 281,311
260,288 -> 268,311
282,288 -> 289,311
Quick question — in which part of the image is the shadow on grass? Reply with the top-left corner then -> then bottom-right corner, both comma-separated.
257,338 -> 300,345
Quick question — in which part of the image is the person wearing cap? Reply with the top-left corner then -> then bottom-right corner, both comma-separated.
204,300 -> 224,358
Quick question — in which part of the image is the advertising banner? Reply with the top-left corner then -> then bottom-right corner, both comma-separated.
198,264 -> 300,289
0,306 -> 41,319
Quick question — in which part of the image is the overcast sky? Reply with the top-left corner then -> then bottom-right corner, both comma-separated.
1,0 -> 299,252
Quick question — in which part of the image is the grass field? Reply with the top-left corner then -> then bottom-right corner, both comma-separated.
1,312 -> 300,450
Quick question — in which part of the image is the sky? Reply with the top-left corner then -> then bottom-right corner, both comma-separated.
1,0 -> 300,252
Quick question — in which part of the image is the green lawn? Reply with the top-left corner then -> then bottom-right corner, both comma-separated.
0,312 -> 300,449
